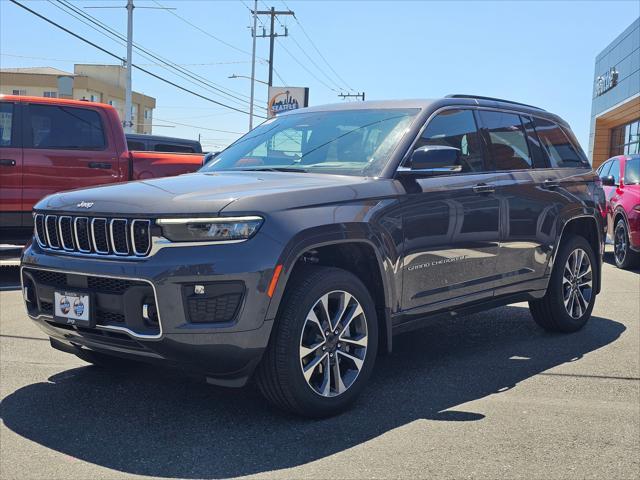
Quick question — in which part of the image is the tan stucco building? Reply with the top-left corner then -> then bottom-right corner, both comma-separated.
0,64 -> 155,134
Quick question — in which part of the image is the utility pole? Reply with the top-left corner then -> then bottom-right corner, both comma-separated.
124,0 -> 134,133
253,6 -> 294,86
248,0 -> 258,130
338,92 -> 366,101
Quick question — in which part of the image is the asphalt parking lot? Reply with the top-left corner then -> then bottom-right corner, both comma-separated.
0,248 -> 638,480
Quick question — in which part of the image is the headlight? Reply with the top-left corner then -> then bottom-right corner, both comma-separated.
156,216 -> 263,242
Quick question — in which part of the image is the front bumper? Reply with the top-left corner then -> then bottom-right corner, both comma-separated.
20,233 -> 283,385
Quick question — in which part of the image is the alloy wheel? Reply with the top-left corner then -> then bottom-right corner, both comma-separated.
299,290 -> 368,397
562,248 -> 593,319
614,222 -> 628,266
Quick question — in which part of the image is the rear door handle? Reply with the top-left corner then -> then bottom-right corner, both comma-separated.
0,159 -> 16,167
473,183 -> 495,194
543,179 -> 560,189
88,162 -> 112,169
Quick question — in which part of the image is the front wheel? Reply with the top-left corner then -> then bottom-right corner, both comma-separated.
256,266 -> 378,418
529,234 -> 597,333
613,218 -> 639,269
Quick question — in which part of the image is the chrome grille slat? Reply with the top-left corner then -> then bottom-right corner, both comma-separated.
33,214 -> 151,258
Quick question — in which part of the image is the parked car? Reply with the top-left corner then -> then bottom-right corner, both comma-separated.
126,133 -> 203,154
596,154 -> 640,268
20,95 -> 606,417
0,95 -> 204,240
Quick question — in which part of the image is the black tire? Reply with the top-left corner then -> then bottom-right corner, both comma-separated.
613,218 -> 640,269
74,349 -> 138,369
256,266 -> 378,418
529,234 -> 597,333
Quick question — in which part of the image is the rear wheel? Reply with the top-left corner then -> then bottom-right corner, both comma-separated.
529,235 -> 597,333
613,218 -> 640,269
256,266 -> 378,418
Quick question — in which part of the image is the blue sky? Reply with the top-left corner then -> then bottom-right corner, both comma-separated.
1,0 -> 639,152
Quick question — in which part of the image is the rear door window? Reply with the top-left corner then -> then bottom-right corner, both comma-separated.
414,109 -> 485,172
625,158 -> 640,184
477,110 -> 532,170
27,104 -> 106,150
0,102 -> 14,147
534,118 -> 586,168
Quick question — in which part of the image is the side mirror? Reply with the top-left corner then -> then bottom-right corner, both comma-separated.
408,145 -> 462,173
601,175 -> 616,187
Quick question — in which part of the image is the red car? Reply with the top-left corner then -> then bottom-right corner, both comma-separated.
597,154 -> 640,269
0,95 -> 204,240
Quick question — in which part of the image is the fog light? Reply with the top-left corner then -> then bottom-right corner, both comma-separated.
142,303 -> 158,324
194,285 -> 205,295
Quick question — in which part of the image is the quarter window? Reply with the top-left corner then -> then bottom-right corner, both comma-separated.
414,109 -> 485,172
534,118 -> 586,168
27,104 -> 106,150
0,103 -> 14,147
477,110 -> 532,170
624,158 -> 640,185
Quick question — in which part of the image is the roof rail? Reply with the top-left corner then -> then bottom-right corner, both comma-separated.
445,94 -> 545,111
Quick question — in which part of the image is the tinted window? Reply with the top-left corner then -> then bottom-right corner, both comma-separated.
0,103 -> 14,147
28,105 -> 106,150
154,143 -> 195,153
127,140 -> 146,151
520,115 -> 547,168
598,161 -> 612,178
414,109 -> 485,172
534,118 -> 585,168
625,158 -> 640,185
609,159 -> 620,185
478,110 -> 531,170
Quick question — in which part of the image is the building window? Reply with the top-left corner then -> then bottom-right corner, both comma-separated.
43,91 -> 57,98
610,119 -> 640,157
12,89 -> 26,96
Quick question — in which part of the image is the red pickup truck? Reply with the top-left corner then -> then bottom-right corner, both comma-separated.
0,95 -> 204,239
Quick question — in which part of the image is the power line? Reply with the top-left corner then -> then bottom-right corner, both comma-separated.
281,0 -> 354,92
276,37 -> 339,92
152,0 -> 268,62
9,0 -> 265,118
152,118 -> 244,134
53,0 -> 268,111
0,53 -> 254,67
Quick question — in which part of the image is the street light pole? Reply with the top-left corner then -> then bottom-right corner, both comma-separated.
124,0 -> 134,133
249,0 -> 258,130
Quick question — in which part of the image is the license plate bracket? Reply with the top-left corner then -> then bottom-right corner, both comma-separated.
53,291 -> 94,328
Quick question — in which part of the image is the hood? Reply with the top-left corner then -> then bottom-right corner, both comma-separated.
35,171 -> 387,216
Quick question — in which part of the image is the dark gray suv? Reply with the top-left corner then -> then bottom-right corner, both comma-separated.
21,95 -> 606,417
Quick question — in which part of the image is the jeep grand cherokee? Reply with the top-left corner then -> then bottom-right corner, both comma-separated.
21,95 -> 606,417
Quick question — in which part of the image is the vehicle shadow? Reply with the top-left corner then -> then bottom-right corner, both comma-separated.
0,305 -> 625,479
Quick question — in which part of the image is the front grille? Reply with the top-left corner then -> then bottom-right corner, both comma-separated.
34,214 -> 151,258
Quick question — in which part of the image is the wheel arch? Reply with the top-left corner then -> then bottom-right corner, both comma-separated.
266,229 -> 395,354
550,214 -> 603,294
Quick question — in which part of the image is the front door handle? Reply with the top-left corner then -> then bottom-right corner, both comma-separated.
0,159 -> 16,167
542,179 -> 560,190
473,183 -> 495,194
88,162 -> 112,169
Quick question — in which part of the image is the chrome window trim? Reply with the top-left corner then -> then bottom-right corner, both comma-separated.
73,217 -> 92,253
130,219 -> 151,256
45,215 -> 60,249
34,214 -> 47,248
396,104 -> 587,175
91,218 -> 109,254
20,265 -> 163,340
58,216 -> 75,251
110,218 -> 130,256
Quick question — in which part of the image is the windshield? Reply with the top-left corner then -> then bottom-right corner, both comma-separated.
625,158 -> 640,185
200,108 -> 419,177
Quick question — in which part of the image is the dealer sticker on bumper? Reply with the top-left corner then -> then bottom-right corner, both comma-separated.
54,291 -> 91,327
